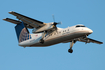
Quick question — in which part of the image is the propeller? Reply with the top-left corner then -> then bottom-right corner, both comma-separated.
53,22 -> 61,27
52,15 -> 62,29
52,22 -> 62,30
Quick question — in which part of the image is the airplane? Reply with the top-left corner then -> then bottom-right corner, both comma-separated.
3,11 -> 103,53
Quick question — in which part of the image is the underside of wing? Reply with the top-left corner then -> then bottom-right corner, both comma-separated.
86,38 -> 103,44
8,11 -> 46,28
76,37 -> 103,44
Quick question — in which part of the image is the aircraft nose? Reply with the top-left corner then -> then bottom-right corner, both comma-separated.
89,29 -> 93,33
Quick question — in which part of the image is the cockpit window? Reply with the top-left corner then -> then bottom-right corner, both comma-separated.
76,25 -> 80,27
81,26 -> 85,27
76,25 -> 85,27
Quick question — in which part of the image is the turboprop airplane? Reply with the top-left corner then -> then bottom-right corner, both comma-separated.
3,11 -> 103,53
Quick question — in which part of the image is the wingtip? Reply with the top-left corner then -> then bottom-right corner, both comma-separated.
3,18 -> 8,20
8,11 -> 14,14
99,42 -> 103,44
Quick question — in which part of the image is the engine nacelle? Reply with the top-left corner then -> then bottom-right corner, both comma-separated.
32,23 -> 54,33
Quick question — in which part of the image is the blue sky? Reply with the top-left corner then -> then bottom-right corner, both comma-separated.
0,0 -> 105,70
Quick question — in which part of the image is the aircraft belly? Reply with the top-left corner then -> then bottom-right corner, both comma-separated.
30,31 -> 86,47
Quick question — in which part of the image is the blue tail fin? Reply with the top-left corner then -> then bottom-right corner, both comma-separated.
15,22 -> 31,43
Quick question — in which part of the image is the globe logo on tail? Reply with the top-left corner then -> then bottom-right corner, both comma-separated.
19,28 -> 31,43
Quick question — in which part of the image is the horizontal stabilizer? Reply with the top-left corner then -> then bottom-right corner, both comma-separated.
3,18 -> 21,24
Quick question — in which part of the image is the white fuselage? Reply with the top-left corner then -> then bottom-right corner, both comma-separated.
19,25 -> 93,47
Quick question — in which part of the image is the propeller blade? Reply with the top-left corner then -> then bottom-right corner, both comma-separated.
53,22 -> 61,26
51,15 -> 62,30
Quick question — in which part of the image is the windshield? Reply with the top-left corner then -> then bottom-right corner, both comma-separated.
76,25 -> 85,27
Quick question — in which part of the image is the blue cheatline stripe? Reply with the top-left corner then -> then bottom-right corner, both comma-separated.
15,22 -> 31,43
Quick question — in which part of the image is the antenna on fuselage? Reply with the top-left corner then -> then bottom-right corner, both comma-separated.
52,14 -> 55,22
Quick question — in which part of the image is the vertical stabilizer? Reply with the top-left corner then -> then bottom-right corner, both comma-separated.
15,23 -> 31,43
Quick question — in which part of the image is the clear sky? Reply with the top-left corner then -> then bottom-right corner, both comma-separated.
0,0 -> 105,70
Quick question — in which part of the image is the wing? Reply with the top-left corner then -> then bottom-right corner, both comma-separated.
3,18 -> 34,29
3,18 -> 21,24
8,11 -> 46,28
76,37 -> 103,44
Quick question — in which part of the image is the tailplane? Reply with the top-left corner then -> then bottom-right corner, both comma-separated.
15,22 -> 31,43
